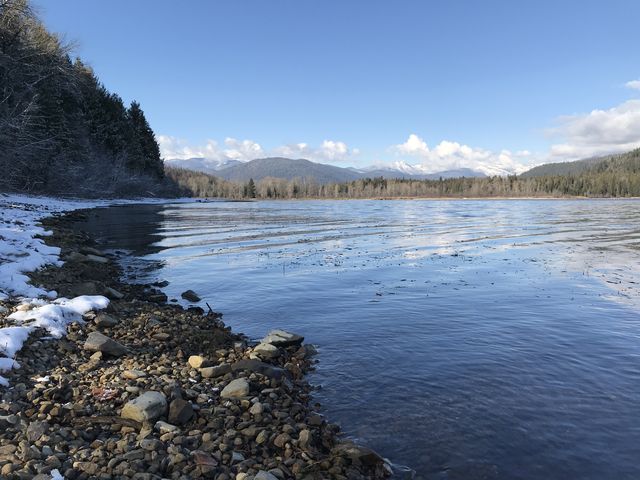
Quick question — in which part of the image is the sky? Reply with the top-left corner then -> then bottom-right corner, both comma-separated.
35,0 -> 640,175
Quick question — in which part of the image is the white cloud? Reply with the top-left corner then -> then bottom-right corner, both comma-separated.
625,79 -> 640,91
273,139 -> 359,163
547,99 -> 640,161
223,138 -> 264,161
157,135 -> 224,161
390,134 -> 530,175
160,135 -> 358,165
394,134 -> 429,156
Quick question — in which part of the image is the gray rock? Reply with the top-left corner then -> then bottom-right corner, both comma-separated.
155,421 -> 178,434
140,438 -> 163,451
220,378 -> 250,399
261,329 -> 304,348
94,312 -> 118,328
255,430 -> 269,444
298,429 -> 313,448
85,254 -> 110,264
26,421 -> 49,442
200,363 -> 231,378
231,359 -> 289,380
122,369 -> 147,380
104,286 -> 124,300
168,398 -> 194,425
333,442 -> 386,467
121,391 -> 167,423
255,471 -> 279,480
181,289 -> 201,302
253,342 -> 279,359
84,331 -> 127,357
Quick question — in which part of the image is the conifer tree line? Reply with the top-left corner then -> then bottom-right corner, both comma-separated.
0,0 -> 170,196
167,148 -> 640,199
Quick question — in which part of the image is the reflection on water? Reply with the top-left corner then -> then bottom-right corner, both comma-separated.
76,199 -> 640,480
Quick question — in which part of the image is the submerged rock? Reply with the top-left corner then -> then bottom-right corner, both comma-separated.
181,289 -> 201,302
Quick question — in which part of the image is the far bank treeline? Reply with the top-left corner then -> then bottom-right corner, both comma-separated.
167,148 -> 640,199
0,0 -> 177,196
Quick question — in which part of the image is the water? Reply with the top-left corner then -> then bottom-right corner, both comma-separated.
73,199 -> 640,480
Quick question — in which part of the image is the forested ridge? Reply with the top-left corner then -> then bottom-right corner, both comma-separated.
0,0 -> 176,196
167,148 -> 640,199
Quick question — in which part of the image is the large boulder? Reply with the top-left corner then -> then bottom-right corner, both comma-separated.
252,342 -> 279,359
121,391 -> 167,423
84,332 -> 127,357
261,330 -> 304,348
220,378 -> 250,399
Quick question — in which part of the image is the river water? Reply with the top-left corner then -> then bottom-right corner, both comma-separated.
72,199 -> 640,480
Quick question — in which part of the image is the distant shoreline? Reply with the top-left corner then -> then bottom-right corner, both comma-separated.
193,195 -> 640,202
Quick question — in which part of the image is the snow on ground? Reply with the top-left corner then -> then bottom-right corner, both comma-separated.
0,193 -> 188,386
0,194 -> 116,386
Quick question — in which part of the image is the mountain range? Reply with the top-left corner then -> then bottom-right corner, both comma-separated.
164,157 -> 487,184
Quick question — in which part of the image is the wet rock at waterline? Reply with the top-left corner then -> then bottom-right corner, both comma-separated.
252,342 -> 280,359
181,289 -> 201,302
261,329 -> 304,348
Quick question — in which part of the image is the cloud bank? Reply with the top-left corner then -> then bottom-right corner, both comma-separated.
390,135 -> 531,176
159,136 -> 358,166
547,99 -> 640,161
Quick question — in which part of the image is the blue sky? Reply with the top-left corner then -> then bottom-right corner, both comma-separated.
36,0 -> 640,174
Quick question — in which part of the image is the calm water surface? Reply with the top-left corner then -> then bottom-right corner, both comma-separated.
75,199 -> 640,480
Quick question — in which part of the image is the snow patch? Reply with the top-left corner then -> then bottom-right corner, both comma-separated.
9,295 -> 110,338
0,194 -> 185,386
0,194 -> 114,386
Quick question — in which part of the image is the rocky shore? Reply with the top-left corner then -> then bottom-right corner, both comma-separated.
0,209 -> 390,479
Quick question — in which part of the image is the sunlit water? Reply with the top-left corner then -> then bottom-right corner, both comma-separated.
73,199 -> 640,480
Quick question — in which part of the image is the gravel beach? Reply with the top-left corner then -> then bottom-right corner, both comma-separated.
0,208 -> 390,480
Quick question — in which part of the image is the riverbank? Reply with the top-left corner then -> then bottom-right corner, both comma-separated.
0,201 -> 390,479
